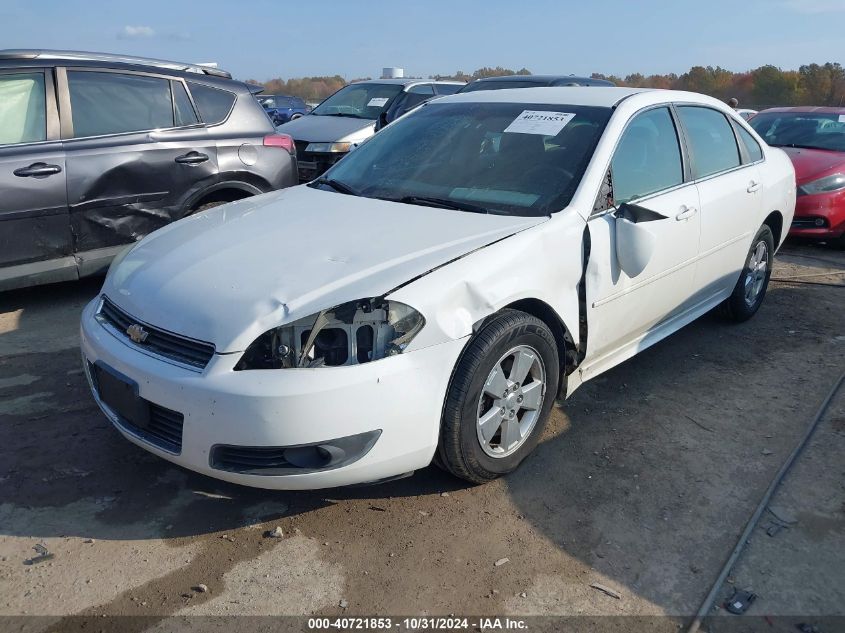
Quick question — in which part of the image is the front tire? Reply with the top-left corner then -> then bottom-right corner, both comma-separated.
720,225 -> 774,322
437,310 -> 559,484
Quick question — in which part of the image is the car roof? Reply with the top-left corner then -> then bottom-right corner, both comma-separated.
351,78 -> 464,86
433,87 -> 738,113
757,106 -> 845,115
0,49 -> 231,78
439,86 -> 650,107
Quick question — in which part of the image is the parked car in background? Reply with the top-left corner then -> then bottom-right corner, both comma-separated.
277,78 -> 464,181
81,87 -> 793,490
736,108 -> 758,120
458,74 -> 615,93
258,94 -> 310,125
373,81 -> 464,131
749,106 -> 845,246
0,49 -> 297,292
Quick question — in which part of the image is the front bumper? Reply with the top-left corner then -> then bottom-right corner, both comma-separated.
789,190 -> 845,239
80,298 -> 467,489
295,151 -> 348,182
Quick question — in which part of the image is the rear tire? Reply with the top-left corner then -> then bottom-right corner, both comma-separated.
720,225 -> 774,322
437,310 -> 559,484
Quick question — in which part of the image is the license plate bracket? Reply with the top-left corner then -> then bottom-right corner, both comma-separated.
93,362 -> 150,429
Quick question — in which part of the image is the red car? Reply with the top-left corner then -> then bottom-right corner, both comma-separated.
749,107 -> 845,247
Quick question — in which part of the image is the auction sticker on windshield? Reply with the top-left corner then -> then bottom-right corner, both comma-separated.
504,110 -> 575,135
368,97 -> 390,107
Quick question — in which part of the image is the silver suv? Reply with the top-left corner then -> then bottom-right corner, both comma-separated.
0,50 -> 298,291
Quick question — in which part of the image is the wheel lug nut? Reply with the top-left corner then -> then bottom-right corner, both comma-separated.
517,395 -> 523,403
509,411 -> 515,418
500,407 -> 506,415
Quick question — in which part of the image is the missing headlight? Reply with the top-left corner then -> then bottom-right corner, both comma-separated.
234,298 -> 424,370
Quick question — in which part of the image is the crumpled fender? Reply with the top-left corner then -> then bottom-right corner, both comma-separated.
387,209 -> 586,356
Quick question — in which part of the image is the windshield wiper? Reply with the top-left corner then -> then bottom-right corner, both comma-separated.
397,196 -> 490,214
312,177 -> 361,197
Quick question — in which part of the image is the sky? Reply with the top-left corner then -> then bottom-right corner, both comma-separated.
2,0 -> 844,81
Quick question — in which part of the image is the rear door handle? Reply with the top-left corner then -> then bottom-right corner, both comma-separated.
175,152 -> 209,165
675,205 -> 699,221
747,181 -> 761,193
13,162 -> 63,178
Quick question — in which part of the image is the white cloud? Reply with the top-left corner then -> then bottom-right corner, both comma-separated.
781,0 -> 845,13
119,25 -> 155,39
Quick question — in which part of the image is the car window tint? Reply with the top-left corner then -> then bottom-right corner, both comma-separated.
68,71 -> 173,137
435,84 -> 463,95
734,122 -> 763,162
0,72 -> 46,145
408,84 -> 435,95
677,106 -> 741,178
172,81 -> 199,127
611,107 -> 683,203
187,82 -> 236,124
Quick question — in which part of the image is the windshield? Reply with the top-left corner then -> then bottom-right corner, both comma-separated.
749,111 -> 845,152
311,83 -> 403,119
460,80 -> 550,93
313,101 -> 612,217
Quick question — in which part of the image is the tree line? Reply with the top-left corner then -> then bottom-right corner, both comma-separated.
248,62 -> 845,108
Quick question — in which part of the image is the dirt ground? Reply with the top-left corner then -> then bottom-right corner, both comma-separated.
0,240 -> 843,632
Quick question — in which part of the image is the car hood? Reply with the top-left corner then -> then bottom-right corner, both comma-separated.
104,186 -> 547,353
276,114 -> 375,143
781,146 -> 845,183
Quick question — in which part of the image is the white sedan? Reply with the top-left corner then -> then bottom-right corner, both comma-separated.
80,87 -> 795,489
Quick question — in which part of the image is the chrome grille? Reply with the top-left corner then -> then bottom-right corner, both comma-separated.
97,297 -> 215,369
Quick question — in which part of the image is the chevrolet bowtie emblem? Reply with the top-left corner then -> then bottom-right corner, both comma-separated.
126,323 -> 149,344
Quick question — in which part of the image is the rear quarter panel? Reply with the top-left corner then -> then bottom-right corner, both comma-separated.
761,146 -> 796,249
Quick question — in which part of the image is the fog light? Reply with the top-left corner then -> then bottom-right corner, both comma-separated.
815,218 -> 825,227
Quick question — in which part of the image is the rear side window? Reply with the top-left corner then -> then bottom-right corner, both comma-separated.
734,122 -> 763,162
187,82 -> 236,124
611,107 -> 684,203
435,84 -> 463,95
68,71 -> 173,137
172,81 -> 199,126
0,72 -> 46,145
677,106 -> 741,178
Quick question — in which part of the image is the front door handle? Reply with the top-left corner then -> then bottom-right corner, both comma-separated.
13,162 -> 63,178
175,152 -> 209,165
675,205 -> 699,221
747,181 -> 761,193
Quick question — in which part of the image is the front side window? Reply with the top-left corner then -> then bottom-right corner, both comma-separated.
0,72 -> 46,145
611,107 -> 683,203
317,101 -> 612,217
68,71 -> 173,137
187,82 -> 236,125
677,106 -> 741,178
311,83 -> 404,120
749,111 -> 845,152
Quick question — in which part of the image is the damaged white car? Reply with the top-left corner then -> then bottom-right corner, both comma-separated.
80,87 -> 795,489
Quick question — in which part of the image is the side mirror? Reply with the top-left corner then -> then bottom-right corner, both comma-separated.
614,202 -> 667,278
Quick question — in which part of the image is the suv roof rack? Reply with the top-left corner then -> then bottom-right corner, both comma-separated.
0,49 -> 232,79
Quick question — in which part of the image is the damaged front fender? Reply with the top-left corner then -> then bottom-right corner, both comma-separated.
387,210 -> 586,366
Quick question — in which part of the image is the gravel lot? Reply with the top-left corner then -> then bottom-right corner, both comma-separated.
0,241 -> 843,631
